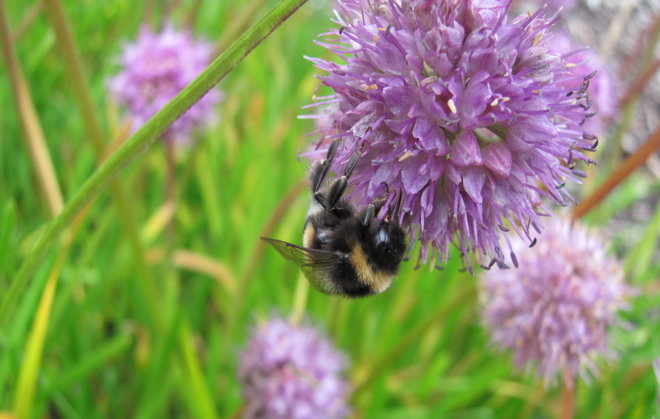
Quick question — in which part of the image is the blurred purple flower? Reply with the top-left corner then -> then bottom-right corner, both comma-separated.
108,25 -> 221,143
306,0 -> 598,268
239,315 -> 351,419
551,0 -> 577,7
480,219 -> 631,384
548,32 -> 617,135
521,0 -> 577,12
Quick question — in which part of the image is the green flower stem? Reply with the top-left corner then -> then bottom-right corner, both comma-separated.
0,0 -> 308,326
43,0 -> 162,331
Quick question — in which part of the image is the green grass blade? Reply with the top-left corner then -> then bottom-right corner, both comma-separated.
12,255 -> 64,418
43,332 -> 133,396
178,321 -> 218,419
0,0 -> 309,327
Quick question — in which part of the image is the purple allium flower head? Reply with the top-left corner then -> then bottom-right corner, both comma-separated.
547,32 -> 617,135
108,25 -> 221,143
239,315 -> 351,419
480,219 -> 631,384
306,0 -> 599,269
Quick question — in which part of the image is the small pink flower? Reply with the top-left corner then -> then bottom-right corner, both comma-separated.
480,219 -> 632,384
108,25 -> 221,143
239,315 -> 351,419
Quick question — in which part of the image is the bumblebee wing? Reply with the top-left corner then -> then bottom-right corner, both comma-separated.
261,237 -> 344,281
261,237 -> 342,266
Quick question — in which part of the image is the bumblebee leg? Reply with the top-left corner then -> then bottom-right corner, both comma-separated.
313,192 -> 329,210
387,189 -> 403,220
310,139 -> 340,194
326,176 -> 347,209
343,151 -> 360,179
325,150 -> 361,209
361,204 -> 376,226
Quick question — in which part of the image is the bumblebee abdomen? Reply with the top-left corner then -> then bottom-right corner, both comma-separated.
327,260 -> 374,297
302,222 -> 316,248
348,243 -> 393,294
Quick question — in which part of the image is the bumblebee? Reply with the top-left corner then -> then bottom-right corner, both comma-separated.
262,140 -> 406,297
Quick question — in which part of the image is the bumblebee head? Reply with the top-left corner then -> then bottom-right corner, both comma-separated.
369,220 -> 406,272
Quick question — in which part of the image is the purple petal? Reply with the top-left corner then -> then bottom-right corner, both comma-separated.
450,130 -> 483,167
483,142 -> 512,178
462,167 -> 487,204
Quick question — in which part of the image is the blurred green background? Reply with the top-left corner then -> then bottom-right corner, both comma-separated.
1,0 -> 659,417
